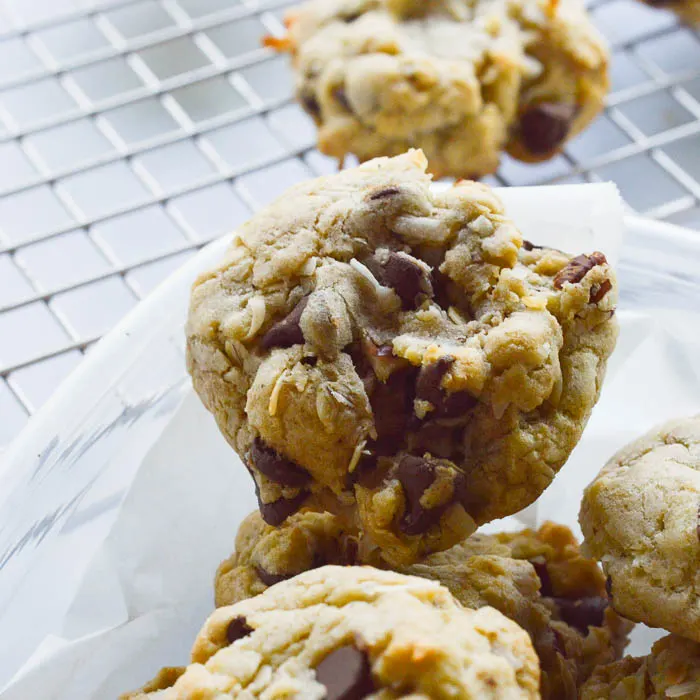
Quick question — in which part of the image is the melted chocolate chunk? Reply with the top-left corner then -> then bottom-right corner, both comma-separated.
554,596 -> 608,635
250,439 -> 310,487
416,356 -> 476,419
369,187 -> 401,200
589,279 -> 613,304
226,616 -> 253,644
254,565 -> 291,587
410,422 -> 460,460
519,103 -> 577,156
370,367 -> 418,446
315,645 -> 375,700
553,252 -> 607,289
260,297 -> 308,349
259,490 -> 310,527
394,455 -> 463,535
334,87 -> 351,112
365,252 -> 433,310
605,575 -> 613,598
531,556 -> 554,598
301,93 -> 321,119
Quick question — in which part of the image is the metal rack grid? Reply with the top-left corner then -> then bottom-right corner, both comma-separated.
0,0 -> 698,449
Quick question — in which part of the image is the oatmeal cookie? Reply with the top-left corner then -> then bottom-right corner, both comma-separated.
187,150 -> 618,565
580,415 -> 700,642
216,513 -> 632,699
267,0 -> 609,178
580,635 -> 700,699
122,566 -> 540,699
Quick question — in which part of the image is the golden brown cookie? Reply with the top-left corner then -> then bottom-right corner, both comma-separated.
187,150 -> 618,565
268,0 -> 609,178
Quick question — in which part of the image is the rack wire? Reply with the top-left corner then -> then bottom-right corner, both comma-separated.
0,0 -> 698,448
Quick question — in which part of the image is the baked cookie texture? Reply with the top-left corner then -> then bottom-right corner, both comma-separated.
122,566 -> 540,699
267,0 -> 609,178
216,512 -> 633,699
187,149 -> 618,566
580,415 -> 700,642
580,634 -> 700,700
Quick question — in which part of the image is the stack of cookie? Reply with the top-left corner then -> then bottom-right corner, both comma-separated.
120,148 -> 635,698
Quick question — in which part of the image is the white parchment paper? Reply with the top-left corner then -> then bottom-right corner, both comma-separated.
5,183 -> 690,699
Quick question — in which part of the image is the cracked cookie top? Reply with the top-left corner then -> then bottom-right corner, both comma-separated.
187,149 -> 618,564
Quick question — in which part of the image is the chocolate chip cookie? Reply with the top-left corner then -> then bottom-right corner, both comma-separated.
216,512 -> 632,699
266,0 -> 609,178
580,415 -> 700,642
187,149 -> 618,565
580,635 -> 700,700
123,566 -> 540,699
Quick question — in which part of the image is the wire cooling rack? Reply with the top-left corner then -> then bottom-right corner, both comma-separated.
0,0 -> 698,449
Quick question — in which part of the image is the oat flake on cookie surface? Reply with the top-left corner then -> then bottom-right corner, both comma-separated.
186,149 -> 618,565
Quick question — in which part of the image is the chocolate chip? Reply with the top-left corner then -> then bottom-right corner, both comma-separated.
301,93 -> 321,119
260,297 -> 308,349
369,187 -> 401,200
315,645 -> 375,700
226,616 -> 253,644
522,240 -> 543,251
370,367 -> 417,445
519,103 -> 577,156
334,87 -> 351,112
605,576 -> 613,598
395,455 -> 461,535
365,252 -> 433,310
410,422 -> 459,460
553,596 -> 608,635
589,279 -> 613,304
259,490 -> 309,526
553,252 -> 607,289
342,538 -> 359,566
254,565 -> 292,586
531,556 -> 554,597
416,357 -> 476,419
250,438 -> 310,487
416,357 -> 452,406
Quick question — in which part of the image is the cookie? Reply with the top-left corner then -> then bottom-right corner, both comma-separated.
580,415 -> 700,642
187,149 -> 618,565
580,635 -> 700,699
123,566 -> 540,699
122,668 -> 185,699
266,0 -> 609,178
216,512 -> 632,699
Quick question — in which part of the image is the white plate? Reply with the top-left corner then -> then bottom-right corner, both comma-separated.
0,215 -> 698,687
